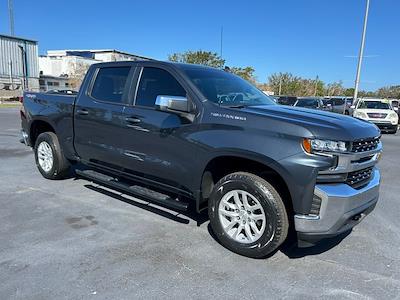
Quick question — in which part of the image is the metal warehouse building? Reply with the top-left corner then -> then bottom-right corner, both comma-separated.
0,34 -> 39,99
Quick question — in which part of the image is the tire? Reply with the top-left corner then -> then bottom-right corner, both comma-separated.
34,132 -> 71,180
208,172 -> 289,258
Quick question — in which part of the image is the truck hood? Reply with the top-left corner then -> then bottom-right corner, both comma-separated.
241,105 -> 380,141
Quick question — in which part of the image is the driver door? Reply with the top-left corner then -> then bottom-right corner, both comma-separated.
119,66 -> 200,191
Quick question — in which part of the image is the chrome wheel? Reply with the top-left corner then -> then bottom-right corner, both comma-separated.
218,189 -> 266,244
37,141 -> 53,172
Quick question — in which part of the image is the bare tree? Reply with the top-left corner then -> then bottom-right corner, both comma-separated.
67,61 -> 91,90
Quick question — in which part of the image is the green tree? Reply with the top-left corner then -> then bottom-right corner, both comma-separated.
229,66 -> 256,83
267,72 -> 325,96
168,50 -> 225,68
325,81 -> 345,96
376,85 -> 400,98
344,88 -> 355,97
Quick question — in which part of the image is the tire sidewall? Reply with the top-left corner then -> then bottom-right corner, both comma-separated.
209,174 -> 285,258
34,133 -> 61,179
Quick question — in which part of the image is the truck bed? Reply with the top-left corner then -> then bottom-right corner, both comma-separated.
21,91 -> 77,156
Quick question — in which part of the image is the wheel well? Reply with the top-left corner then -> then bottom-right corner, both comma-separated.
29,120 -> 55,146
200,156 -> 293,214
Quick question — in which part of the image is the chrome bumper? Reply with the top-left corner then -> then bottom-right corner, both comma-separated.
295,168 -> 380,236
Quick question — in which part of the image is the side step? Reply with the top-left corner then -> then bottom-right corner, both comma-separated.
76,169 -> 189,211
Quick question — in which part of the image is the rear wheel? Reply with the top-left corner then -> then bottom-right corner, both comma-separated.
34,132 -> 71,179
208,172 -> 289,258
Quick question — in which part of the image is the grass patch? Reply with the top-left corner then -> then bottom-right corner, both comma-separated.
0,103 -> 21,108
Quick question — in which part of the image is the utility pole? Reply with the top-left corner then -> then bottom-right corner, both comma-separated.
353,0 -> 370,104
18,45 -> 27,90
9,60 -> 14,90
220,26 -> 223,60
8,0 -> 15,36
314,75 -> 319,96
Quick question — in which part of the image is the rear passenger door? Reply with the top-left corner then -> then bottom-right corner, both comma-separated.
119,66 -> 199,191
74,65 -> 133,169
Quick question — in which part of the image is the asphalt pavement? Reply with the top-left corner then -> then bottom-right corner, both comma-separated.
1,107 -> 399,299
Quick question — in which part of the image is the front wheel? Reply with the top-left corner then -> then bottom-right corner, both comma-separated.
34,132 -> 71,179
208,172 -> 289,258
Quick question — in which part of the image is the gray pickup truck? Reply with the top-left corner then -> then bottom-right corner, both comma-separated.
20,61 -> 382,258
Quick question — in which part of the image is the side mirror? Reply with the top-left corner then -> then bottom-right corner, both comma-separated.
326,103 -> 332,107
155,95 -> 189,112
350,105 -> 356,109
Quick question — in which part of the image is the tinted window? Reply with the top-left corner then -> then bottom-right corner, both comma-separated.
91,67 -> 131,103
358,101 -> 390,109
277,96 -> 297,106
333,99 -> 345,105
295,98 -> 319,108
182,67 -> 275,107
136,67 -> 186,107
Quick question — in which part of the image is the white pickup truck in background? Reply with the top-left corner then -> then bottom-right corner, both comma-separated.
352,98 -> 399,134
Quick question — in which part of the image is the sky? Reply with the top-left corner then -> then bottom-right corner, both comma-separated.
0,0 -> 398,90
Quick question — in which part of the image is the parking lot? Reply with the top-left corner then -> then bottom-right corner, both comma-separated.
1,107 -> 399,299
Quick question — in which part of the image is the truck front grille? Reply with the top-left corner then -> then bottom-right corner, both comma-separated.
367,113 -> 387,119
351,137 -> 380,153
346,167 -> 374,189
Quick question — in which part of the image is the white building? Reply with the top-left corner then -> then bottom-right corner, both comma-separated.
39,54 -> 97,78
46,49 -> 151,63
39,49 -> 152,91
39,75 -> 71,92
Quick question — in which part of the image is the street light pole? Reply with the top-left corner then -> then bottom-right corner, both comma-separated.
8,0 -> 15,36
353,0 -> 370,103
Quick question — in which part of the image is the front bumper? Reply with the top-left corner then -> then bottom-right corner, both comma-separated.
373,122 -> 397,131
294,168 -> 380,243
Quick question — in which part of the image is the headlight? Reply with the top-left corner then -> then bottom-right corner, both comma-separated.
302,138 -> 349,154
388,112 -> 398,119
354,111 -> 367,119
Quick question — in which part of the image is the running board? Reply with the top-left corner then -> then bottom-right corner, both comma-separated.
75,169 -> 189,211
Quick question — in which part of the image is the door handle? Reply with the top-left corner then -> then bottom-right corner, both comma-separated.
125,117 -> 141,124
76,109 -> 89,115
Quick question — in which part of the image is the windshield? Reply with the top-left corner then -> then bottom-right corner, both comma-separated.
358,101 -> 390,109
182,67 -> 276,107
295,98 -> 319,108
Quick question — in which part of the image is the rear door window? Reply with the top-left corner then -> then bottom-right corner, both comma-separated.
91,67 -> 131,104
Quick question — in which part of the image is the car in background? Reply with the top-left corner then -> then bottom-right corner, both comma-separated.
294,97 -> 332,111
390,99 -> 399,117
353,98 -> 398,133
274,95 -> 297,106
45,89 -> 78,95
323,96 -> 354,114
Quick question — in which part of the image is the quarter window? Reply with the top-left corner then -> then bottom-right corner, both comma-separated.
91,67 -> 131,103
136,67 -> 186,107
